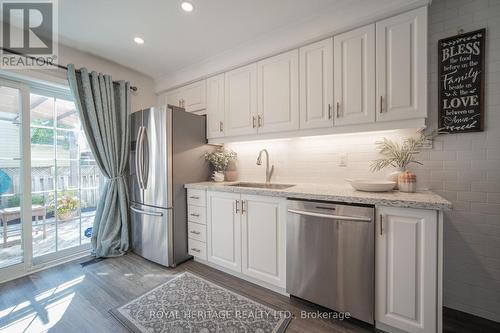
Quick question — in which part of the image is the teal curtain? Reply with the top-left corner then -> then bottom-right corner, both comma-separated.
67,64 -> 130,257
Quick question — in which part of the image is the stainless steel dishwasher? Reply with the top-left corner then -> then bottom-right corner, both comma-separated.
286,199 -> 375,324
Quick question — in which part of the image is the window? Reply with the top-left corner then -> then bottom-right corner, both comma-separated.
0,76 -> 102,271
30,93 -> 103,258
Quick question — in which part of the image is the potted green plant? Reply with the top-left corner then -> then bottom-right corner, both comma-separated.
370,129 -> 438,189
205,148 -> 237,182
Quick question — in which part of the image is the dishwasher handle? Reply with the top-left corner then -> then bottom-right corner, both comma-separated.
288,208 -> 372,222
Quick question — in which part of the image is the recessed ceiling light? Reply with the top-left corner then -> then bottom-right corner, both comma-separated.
134,37 -> 144,44
181,1 -> 194,12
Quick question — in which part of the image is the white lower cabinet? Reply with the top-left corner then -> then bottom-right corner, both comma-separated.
207,191 -> 241,272
241,194 -> 286,287
206,191 -> 286,288
376,206 -> 438,333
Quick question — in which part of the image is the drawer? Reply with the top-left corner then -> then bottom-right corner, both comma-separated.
188,238 -> 207,260
188,205 -> 206,225
188,222 -> 207,242
187,189 -> 206,207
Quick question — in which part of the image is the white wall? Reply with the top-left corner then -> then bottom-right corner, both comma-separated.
421,0 -> 500,322
225,0 -> 500,322
3,44 -> 156,112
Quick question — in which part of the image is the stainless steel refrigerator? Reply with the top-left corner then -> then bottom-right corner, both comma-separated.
129,105 -> 211,267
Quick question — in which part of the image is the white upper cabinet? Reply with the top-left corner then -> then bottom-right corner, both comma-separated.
334,24 -> 376,126
225,63 -> 258,137
206,74 -> 225,139
165,88 -> 182,108
206,191 -> 241,272
164,80 -> 206,112
299,38 -> 334,130
376,7 -> 427,122
182,80 -> 206,113
257,50 -> 299,134
376,206 -> 437,333
241,195 -> 286,287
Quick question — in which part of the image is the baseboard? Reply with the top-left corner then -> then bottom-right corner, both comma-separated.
193,257 -> 288,296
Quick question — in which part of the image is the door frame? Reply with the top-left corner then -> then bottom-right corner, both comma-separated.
0,76 -> 91,284
0,77 -> 32,282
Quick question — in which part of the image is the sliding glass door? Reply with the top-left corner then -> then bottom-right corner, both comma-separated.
0,81 -> 27,272
30,93 -> 101,262
0,76 -> 101,279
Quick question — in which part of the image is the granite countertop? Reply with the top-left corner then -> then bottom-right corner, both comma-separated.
185,181 -> 452,210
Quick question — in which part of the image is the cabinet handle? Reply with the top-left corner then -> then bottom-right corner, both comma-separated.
379,96 -> 383,113
328,104 -> 333,119
190,230 -> 201,235
235,200 -> 240,214
190,213 -> 200,217
258,115 -> 263,127
241,200 -> 246,214
189,196 -> 200,199
336,102 -> 340,118
190,248 -> 201,253
379,214 -> 383,235
219,121 -> 223,132
252,116 -> 257,128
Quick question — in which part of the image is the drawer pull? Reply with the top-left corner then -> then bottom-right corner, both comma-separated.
190,248 -> 201,253
190,230 -> 201,235
190,213 -> 200,217
189,196 -> 200,199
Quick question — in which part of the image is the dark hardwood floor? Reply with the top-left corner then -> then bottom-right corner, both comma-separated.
0,253 -> 498,333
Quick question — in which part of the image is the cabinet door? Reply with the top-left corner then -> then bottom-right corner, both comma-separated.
166,89 -> 182,108
183,80 -> 206,112
299,38 -> 334,129
206,74 -> 225,139
206,191 -> 241,272
376,206 -> 437,333
334,24 -> 375,126
241,195 -> 286,287
225,63 -> 258,136
257,50 -> 299,134
376,7 -> 427,122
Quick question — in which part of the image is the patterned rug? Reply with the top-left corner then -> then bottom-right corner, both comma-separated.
110,272 -> 291,332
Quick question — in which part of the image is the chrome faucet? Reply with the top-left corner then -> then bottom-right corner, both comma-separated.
256,149 -> 274,183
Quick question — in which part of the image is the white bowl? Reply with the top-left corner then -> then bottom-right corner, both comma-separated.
346,179 -> 396,192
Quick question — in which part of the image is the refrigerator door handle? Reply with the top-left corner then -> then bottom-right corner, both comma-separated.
142,127 -> 150,189
131,205 -> 164,217
135,126 -> 144,189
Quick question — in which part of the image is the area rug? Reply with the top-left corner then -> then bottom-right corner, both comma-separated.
110,272 -> 291,332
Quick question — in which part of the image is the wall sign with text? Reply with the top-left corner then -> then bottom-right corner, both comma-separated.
438,29 -> 485,133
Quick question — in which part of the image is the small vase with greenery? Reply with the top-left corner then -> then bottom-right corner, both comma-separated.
370,129 -> 438,186
205,148 -> 237,182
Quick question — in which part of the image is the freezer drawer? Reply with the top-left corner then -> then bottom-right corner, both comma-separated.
286,199 -> 375,324
130,203 -> 173,266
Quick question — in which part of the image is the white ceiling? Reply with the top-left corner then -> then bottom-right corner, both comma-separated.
58,0 -> 422,82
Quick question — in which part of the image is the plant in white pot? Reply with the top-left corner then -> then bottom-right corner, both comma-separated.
205,148 -> 237,182
370,129 -> 438,189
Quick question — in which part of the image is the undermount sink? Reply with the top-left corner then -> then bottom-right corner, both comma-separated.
227,182 -> 295,190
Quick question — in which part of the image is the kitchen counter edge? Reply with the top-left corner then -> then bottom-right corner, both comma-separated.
185,182 -> 452,211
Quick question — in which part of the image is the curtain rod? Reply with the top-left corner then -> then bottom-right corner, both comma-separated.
0,47 -> 138,92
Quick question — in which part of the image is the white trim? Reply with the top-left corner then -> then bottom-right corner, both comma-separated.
0,249 -> 90,284
33,243 -> 91,265
0,69 -> 70,93
193,257 -> 288,296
